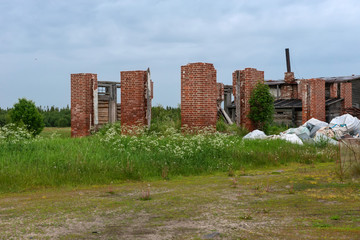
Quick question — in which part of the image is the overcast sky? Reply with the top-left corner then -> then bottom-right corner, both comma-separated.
1,0 -> 360,108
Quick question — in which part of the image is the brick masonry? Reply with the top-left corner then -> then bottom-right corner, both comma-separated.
217,82 -> 224,105
120,70 -> 150,131
284,72 -> 295,83
329,83 -> 339,98
233,68 -> 264,131
340,82 -> 353,109
71,73 -> 98,137
181,62 -> 217,130
280,84 -> 298,99
300,78 -> 326,123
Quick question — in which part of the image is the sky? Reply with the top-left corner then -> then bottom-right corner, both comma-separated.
1,0 -> 360,109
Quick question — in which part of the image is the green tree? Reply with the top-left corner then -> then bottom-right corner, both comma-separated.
9,98 -> 44,136
248,82 -> 274,132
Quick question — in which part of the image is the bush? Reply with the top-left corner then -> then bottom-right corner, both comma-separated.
248,82 -> 274,133
9,98 -> 44,136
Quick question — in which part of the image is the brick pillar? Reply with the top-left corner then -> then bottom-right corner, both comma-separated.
340,82 -> 352,109
181,62 -> 217,130
71,73 -> 98,137
233,68 -> 264,131
217,83 -> 224,106
300,78 -> 325,123
329,83 -> 338,98
120,71 -> 149,132
284,72 -> 295,83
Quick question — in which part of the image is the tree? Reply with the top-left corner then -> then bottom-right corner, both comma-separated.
9,98 -> 44,136
248,82 -> 274,132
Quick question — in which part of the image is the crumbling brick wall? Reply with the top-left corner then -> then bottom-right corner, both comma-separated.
181,62 -> 217,130
233,68 -> 264,131
120,71 -> 150,130
217,83 -> 224,106
340,82 -> 352,109
284,72 -> 295,83
300,78 -> 325,123
71,73 -> 98,137
329,83 -> 339,98
280,84 -> 298,99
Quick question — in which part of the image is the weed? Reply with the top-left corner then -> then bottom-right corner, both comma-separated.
330,215 -> 340,220
312,220 -> 331,228
228,168 -> 235,177
286,184 -> 295,194
140,184 -> 151,201
161,166 -> 169,180
239,213 -> 253,220
264,183 -> 272,192
230,177 -> 238,188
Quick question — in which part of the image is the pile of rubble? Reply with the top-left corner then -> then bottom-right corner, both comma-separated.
243,114 -> 360,145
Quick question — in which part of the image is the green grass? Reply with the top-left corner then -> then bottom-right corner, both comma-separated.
39,127 -> 71,138
0,124 -> 338,193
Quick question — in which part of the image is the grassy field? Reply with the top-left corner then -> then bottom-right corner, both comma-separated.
0,126 -> 337,193
0,162 -> 359,239
1,126 -> 358,239
39,127 -> 71,138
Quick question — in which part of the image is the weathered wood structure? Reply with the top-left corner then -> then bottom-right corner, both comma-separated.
97,81 -> 120,127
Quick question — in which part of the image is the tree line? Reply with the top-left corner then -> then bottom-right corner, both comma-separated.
0,103 -> 71,128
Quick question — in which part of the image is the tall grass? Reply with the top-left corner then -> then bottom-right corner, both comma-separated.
0,123 -> 337,193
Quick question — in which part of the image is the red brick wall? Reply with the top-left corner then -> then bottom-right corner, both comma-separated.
329,83 -> 338,98
217,82 -> 224,106
340,82 -> 352,109
300,78 -> 325,123
120,71 -> 148,131
71,73 -> 97,137
181,62 -> 217,130
233,68 -> 264,131
280,84 -> 298,99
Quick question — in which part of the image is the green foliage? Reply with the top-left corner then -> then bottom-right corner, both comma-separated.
9,98 -> 44,136
248,82 -> 274,133
149,105 -> 181,133
0,108 -> 9,127
39,105 -> 71,127
267,123 -> 289,135
216,118 -> 249,137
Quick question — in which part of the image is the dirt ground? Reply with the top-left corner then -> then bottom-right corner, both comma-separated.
0,162 -> 359,239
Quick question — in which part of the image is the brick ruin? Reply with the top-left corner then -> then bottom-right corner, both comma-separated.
269,72 -> 354,126
232,68 -> 265,131
71,73 -> 98,137
181,63 -> 218,130
71,62 -> 359,136
71,69 -> 153,137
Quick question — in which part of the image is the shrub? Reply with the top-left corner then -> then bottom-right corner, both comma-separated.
9,98 -> 44,136
248,82 -> 274,133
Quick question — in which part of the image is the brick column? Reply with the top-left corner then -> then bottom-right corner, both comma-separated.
233,68 -> 264,131
71,73 -> 98,137
181,62 -> 217,130
284,72 -> 295,83
120,71 -> 149,131
340,82 -> 352,109
217,83 -> 224,106
329,83 -> 338,98
300,78 -> 325,123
